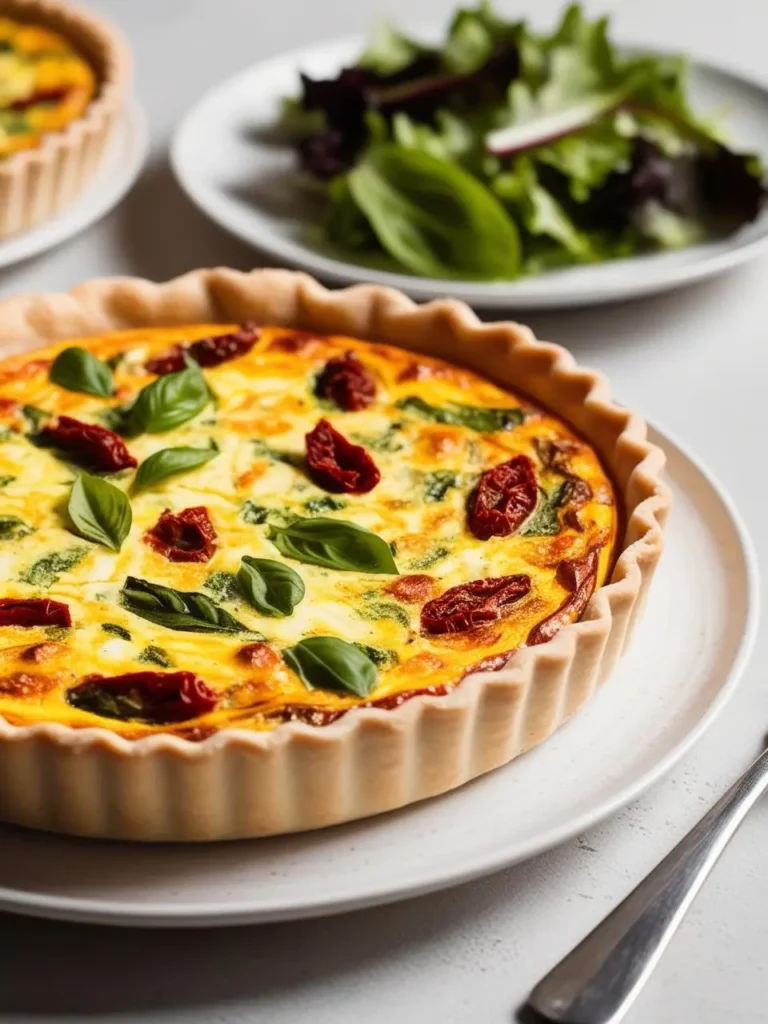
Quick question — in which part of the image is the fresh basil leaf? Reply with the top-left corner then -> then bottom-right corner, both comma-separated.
237,557 -> 306,618
0,515 -> 33,540
134,441 -> 218,490
347,144 -> 521,280
123,358 -> 209,435
18,546 -> 88,588
268,516 -> 399,575
121,576 -> 253,635
396,395 -> 523,432
283,636 -> 378,698
50,347 -> 114,398
67,473 -> 131,551
520,482 -> 567,536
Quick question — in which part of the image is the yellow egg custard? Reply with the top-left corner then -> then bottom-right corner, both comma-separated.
0,14 -> 95,157
0,322 -> 618,740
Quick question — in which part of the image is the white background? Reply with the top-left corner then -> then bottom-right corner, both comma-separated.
2,0 -> 768,1021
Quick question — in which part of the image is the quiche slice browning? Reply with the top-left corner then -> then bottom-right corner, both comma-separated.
0,324 -> 618,738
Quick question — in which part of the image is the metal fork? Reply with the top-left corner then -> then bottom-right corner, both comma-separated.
524,745 -> 768,1024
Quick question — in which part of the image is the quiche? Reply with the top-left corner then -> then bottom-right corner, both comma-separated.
0,14 -> 96,157
0,0 -> 127,239
0,269 -> 668,840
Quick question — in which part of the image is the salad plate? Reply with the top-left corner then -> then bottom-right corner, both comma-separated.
171,27 -> 768,309
0,425 -> 756,926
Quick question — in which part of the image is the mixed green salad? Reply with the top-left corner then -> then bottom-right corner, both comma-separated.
279,3 -> 766,281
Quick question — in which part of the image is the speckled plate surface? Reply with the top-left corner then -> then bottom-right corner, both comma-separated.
0,425 -> 757,927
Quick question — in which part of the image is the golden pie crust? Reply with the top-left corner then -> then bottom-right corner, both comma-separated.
0,269 -> 669,840
0,0 -> 129,239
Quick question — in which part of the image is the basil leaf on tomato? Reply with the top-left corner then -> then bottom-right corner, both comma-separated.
267,516 -> 398,574
237,557 -> 305,617
50,347 -> 114,398
67,473 -> 132,551
283,636 -> 378,697
123,358 -> 209,435
134,441 -> 219,490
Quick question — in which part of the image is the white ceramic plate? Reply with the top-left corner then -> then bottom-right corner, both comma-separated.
0,425 -> 757,928
0,96 -> 148,270
171,39 -> 768,310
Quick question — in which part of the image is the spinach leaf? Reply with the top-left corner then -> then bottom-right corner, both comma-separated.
237,557 -> 306,617
242,500 -> 271,525
138,644 -> 174,667
0,474 -> 15,487
351,423 -> 405,453
283,636 -> 378,698
50,347 -> 114,398
121,576 -> 253,635
18,546 -> 88,588
352,642 -> 399,668
204,571 -> 241,603
268,516 -> 398,574
134,441 -> 218,490
520,482 -> 567,536
359,600 -> 411,628
406,545 -> 450,571
304,496 -> 346,514
67,473 -> 132,551
0,515 -> 33,540
21,405 -> 51,433
396,395 -> 524,432
122,358 -> 209,435
347,144 -> 521,280
101,622 -> 131,641
423,469 -> 460,502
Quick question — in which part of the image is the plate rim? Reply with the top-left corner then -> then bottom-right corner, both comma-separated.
0,96 -> 149,271
170,37 -> 768,309
0,419 -> 758,928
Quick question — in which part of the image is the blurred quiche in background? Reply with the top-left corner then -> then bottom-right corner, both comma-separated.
0,0 -> 128,238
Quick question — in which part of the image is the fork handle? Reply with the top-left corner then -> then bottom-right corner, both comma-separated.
528,746 -> 768,1024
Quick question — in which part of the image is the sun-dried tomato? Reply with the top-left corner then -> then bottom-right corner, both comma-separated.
237,642 -> 280,669
563,477 -> 593,509
315,351 -> 376,411
388,574 -> 436,603
10,88 -> 70,110
468,454 -> 538,541
38,416 -> 137,472
527,548 -> 600,646
67,670 -> 218,723
145,323 -> 260,374
144,506 -> 217,563
421,575 -> 531,635
305,418 -> 380,493
462,649 -> 516,676
0,598 -> 71,628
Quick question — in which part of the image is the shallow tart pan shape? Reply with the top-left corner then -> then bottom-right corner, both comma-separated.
0,268 -> 668,840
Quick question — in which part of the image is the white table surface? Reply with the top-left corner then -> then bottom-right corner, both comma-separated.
2,0 -> 768,1021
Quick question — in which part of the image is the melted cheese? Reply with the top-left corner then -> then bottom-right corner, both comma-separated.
0,325 -> 618,737
0,18 -> 96,158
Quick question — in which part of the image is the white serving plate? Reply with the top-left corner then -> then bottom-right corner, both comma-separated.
0,424 -> 757,928
0,96 -> 148,270
171,38 -> 768,309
